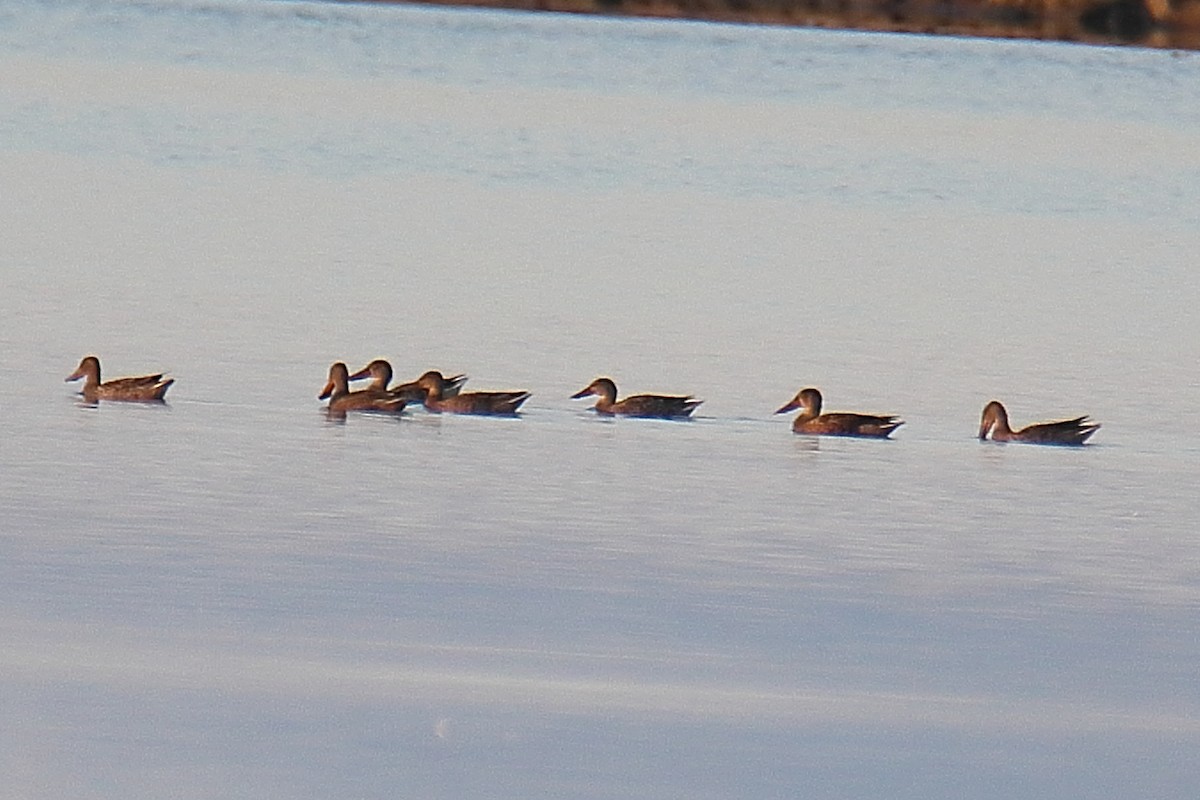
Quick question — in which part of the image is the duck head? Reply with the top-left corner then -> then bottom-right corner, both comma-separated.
66,355 -> 101,384
348,359 -> 393,390
571,377 -> 618,404
775,387 -> 822,416
319,362 -> 351,400
978,400 -> 1009,440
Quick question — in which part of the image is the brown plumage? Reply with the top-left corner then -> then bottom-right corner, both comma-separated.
414,371 -> 529,415
978,400 -> 1099,446
347,359 -> 466,400
571,377 -> 701,419
319,362 -> 407,415
66,355 -> 173,403
775,387 -> 902,438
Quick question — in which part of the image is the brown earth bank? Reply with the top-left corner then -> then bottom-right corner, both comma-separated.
356,0 -> 1200,49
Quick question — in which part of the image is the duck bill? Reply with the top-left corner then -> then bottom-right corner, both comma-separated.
318,381 -> 334,400
775,399 -> 800,414
65,369 -> 84,383
347,366 -> 371,381
570,388 -> 595,400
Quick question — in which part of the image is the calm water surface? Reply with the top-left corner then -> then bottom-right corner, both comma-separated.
2,1 -> 1200,797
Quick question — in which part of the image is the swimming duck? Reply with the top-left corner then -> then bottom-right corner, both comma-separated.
775,387 -> 903,438
66,355 -> 174,403
347,359 -> 467,400
413,370 -> 529,415
570,377 -> 701,419
978,400 -> 1099,445
319,362 -> 407,414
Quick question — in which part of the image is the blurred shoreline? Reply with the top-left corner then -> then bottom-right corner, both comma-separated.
358,0 -> 1200,49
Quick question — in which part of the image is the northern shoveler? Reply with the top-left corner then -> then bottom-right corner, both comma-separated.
978,400 -> 1099,445
775,387 -> 902,438
413,370 -> 529,415
66,355 -> 174,403
570,377 -> 701,419
319,362 -> 407,415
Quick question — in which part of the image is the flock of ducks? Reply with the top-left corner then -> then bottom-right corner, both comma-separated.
66,355 -> 1102,446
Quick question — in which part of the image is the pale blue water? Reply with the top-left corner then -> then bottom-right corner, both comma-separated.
2,2 -> 1200,798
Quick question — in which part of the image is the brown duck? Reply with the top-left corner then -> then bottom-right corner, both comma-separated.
347,359 -> 467,400
413,370 -> 529,415
66,355 -> 174,403
775,387 -> 902,438
571,377 -> 701,419
319,362 -> 407,414
978,400 -> 1099,446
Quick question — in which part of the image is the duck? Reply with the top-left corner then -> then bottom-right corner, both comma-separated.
571,377 -> 701,419
978,400 -> 1099,446
318,362 -> 407,414
66,355 -> 174,403
412,370 -> 529,415
775,387 -> 902,438
347,359 -> 467,400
